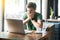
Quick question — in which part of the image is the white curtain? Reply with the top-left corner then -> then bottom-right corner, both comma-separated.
42,0 -> 48,20
0,0 -> 2,32
58,0 -> 60,20
58,0 -> 60,16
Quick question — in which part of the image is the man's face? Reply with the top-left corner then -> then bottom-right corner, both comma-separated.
27,8 -> 35,14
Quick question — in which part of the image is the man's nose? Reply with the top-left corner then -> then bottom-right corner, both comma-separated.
29,11 -> 31,13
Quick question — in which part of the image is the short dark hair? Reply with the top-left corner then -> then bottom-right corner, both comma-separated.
27,2 -> 36,10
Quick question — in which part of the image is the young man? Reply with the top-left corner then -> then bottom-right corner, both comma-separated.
23,2 -> 43,30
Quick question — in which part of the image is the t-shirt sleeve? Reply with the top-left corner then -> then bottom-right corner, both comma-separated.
22,13 -> 27,20
37,14 -> 42,20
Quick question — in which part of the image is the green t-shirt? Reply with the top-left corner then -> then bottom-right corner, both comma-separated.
23,12 -> 42,30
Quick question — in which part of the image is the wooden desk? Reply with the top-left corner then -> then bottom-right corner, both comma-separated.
0,24 -> 54,40
0,31 -> 53,40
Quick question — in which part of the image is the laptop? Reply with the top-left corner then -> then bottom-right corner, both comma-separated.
6,19 -> 33,34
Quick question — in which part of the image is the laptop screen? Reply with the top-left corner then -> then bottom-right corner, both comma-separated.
6,19 -> 25,34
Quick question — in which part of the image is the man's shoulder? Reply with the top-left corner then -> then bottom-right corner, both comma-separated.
35,12 -> 42,16
23,12 -> 27,19
35,12 -> 42,19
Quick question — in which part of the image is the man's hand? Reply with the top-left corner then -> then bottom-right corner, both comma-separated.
27,13 -> 34,20
23,13 -> 35,25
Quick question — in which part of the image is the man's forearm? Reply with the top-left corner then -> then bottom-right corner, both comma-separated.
31,20 -> 42,28
23,18 -> 30,25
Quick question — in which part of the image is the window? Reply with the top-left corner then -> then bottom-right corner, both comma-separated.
4,0 -> 26,32
47,0 -> 58,19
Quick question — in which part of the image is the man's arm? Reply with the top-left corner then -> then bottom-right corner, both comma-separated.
22,13 -> 30,25
23,12 -> 34,25
31,19 -> 43,28
23,18 -> 30,25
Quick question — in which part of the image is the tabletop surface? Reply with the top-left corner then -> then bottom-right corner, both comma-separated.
0,30 -> 53,40
0,32 -> 43,40
0,23 -> 54,40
